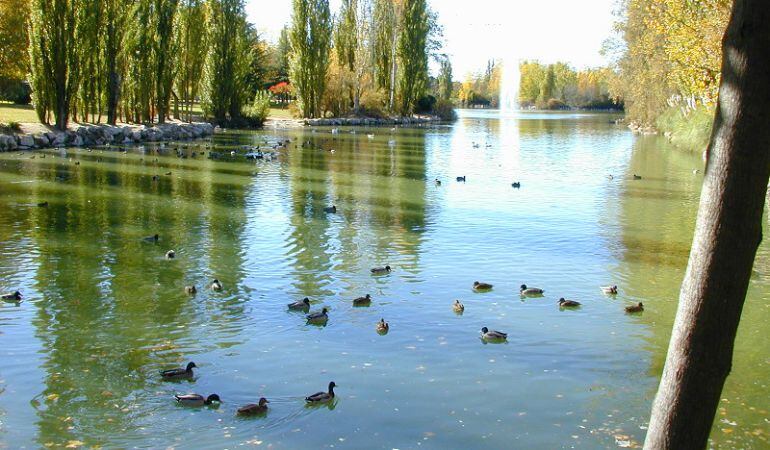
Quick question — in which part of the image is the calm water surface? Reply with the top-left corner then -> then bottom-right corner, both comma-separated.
0,110 -> 767,449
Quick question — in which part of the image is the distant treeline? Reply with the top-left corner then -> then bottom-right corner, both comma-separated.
456,60 -> 619,110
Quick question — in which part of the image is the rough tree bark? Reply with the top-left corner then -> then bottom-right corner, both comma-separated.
644,1 -> 770,449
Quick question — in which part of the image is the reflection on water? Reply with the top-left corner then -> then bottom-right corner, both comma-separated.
0,110 -> 766,449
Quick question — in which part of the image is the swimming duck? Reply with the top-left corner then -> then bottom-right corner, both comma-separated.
558,298 -> 581,308
1,291 -> 22,302
520,284 -> 544,296
353,294 -> 372,306
371,265 -> 391,275
174,393 -> 221,407
473,281 -> 493,291
376,318 -> 389,333
185,285 -> 197,295
305,382 -> 336,403
165,171 -> 172,176
237,398 -> 269,416
288,297 -> 311,311
601,285 -> 618,295
209,279 -> 223,291
633,174 -> 642,180
165,250 -> 176,259
143,234 -> 159,242
306,307 -> 329,324
511,182 -> 521,188
434,179 -> 442,186
456,176 -> 466,182
625,302 -> 644,313
324,205 -> 337,214
161,362 -> 197,380
37,201 -> 48,207
453,299 -> 465,313
480,327 -> 507,341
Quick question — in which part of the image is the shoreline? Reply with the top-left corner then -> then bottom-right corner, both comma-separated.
0,121 -> 214,152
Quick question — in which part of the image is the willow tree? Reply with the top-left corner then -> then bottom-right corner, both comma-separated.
397,0 -> 429,115
289,0 -> 332,118
201,0 -> 250,124
644,0 -> 770,448
174,0 -> 207,122
28,0 -> 80,130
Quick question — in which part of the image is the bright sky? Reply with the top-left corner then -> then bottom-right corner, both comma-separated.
246,0 -> 617,78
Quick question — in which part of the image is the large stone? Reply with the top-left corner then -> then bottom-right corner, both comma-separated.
33,134 -> 50,147
51,133 -> 67,146
18,135 -> 34,148
71,135 -> 84,146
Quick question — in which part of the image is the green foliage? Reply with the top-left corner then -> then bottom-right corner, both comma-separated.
432,98 -> 456,121
0,0 -> 29,83
437,56 -> 452,101
656,105 -> 714,150
289,0 -> 332,118
397,0 -> 430,116
241,91 -> 271,125
174,0 -> 207,122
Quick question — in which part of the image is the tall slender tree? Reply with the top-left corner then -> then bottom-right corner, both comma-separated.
174,0 -> 207,122
154,0 -> 180,123
397,0 -> 429,115
103,0 -> 126,125
437,54 -> 452,101
289,0 -> 332,118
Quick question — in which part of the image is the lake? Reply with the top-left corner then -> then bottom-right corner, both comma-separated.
0,110 -> 767,449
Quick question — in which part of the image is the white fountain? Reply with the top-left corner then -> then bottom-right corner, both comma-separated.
499,56 -> 520,114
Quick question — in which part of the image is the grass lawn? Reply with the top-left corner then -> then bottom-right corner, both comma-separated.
268,107 -> 294,119
0,103 -> 39,124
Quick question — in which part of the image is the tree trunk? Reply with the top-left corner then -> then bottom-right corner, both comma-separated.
644,1 -> 770,449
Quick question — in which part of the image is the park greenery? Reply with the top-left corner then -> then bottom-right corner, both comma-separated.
0,0 -> 452,130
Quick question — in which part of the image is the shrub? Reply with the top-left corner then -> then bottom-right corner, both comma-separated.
359,89 -> 387,118
241,91 -> 271,126
0,121 -> 22,133
0,78 -> 31,104
432,98 -> 457,121
656,105 -> 714,151
546,98 -> 567,110
414,95 -> 436,114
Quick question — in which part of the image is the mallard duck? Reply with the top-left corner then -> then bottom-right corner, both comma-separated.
209,279 -> 223,291
434,178 -> 442,186
625,302 -> 644,313
558,298 -> 581,308
306,307 -> 329,324
456,176 -> 466,182
185,285 -> 197,295
480,327 -> 507,341
601,285 -> 618,295
633,174 -> 642,180
165,250 -> 176,259
143,234 -> 159,242
37,201 -> 48,207
1,291 -> 22,302
174,393 -> 221,406
511,182 -> 521,188
353,294 -> 372,306
237,398 -> 269,416
376,318 -> 389,333
371,265 -> 391,275
288,297 -> 311,311
453,299 -> 465,313
161,361 -> 197,380
473,281 -> 493,291
305,382 -> 336,403
324,205 -> 337,214
520,284 -> 544,296
165,171 -> 172,176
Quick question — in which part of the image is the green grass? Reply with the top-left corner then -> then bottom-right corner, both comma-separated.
656,105 -> 714,151
268,107 -> 294,119
0,103 -> 39,125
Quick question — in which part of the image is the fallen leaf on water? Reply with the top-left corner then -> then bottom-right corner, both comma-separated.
65,440 -> 84,448
46,393 -> 59,401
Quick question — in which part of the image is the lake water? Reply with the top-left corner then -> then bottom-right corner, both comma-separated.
0,110 -> 767,449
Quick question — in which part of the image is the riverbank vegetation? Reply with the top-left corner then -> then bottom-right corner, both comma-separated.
0,0 -> 453,131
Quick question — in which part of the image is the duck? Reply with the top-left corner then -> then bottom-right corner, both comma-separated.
209,279 -> 223,291
480,327 -> 507,341
37,201 -> 49,207
376,318 -> 389,333
237,398 -> 269,416
601,285 -> 618,295
306,307 -> 329,324
353,294 -> 372,306
511,182 -> 521,188
625,302 -> 644,313
305,382 -> 336,403
165,171 -> 172,176
473,281 -> 493,291
456,176 -> 466,182
174,393 -> 221,407
453,299 -> 465,313
324,205 -> 337,214
143,234 -> 159,242
165,250 -> 176,259
288,297 -> 311,311
161,362 -> 197,380
1,291 -> 22,302
184,285 -> 197,295
520,284 -> 544,296
558,298 -> 581,308
370,265 -> 391,275
633,174 -> 642,180
434,178 -> 441,186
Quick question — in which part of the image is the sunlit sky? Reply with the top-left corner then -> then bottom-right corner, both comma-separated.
246,0 -> 617,78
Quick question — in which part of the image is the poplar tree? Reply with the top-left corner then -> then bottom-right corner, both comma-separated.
154,0 -> 180,123
175,0 -> 207,122
397,0 -> 429,115
437,55 -> 452,101
289,0 -> 332,118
